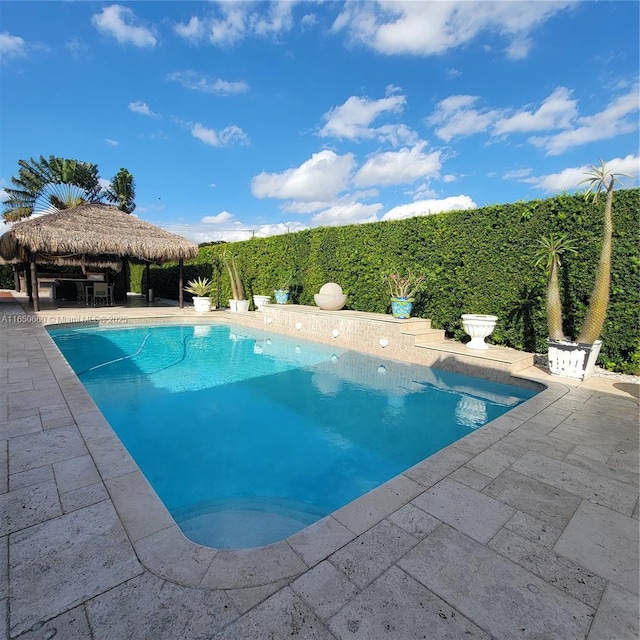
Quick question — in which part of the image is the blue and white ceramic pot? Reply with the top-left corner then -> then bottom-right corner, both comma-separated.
391,297 -> 413,318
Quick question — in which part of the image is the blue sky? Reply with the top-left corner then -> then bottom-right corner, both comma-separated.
1,1 -> 638,243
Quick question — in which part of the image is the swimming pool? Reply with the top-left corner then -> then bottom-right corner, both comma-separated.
49,323 -> 538,548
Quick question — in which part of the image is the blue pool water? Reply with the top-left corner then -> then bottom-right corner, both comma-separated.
49,323 -> 538,548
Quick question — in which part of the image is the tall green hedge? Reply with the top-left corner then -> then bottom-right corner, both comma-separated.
138,189 -> 639,373
0,265 -> 14,289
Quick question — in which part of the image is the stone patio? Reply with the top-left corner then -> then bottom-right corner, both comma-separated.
1,292 -> 638,639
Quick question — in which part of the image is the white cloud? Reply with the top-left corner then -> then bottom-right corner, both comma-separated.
0,32 -> 27,59
493,87 -> 577,135
529,87 -> 640,155
160,219 -> 307,244
252,0 -> 295,38
320,94 -> 407,140
332,1 -> 574,59
201,211 -> 234,224
128,101 -> 158,117
173,16 -> 204,41
503,168 -> 533,180
526,155 -> 640,193
311,202 -> 382,227
382,195 -> 476,221
354,143 -> 441,187
428,95 -> 499,142
191,123 -> 249,147
251,150 -> 355,201
175,1 -> 295,47
429,84 -> 639,153
168,71 -> 248,95
253,221 -> 307,238
105,138 -> 119,147
65,38 -> 89,56
92,5 -> 157,48
161,221 -> 249,244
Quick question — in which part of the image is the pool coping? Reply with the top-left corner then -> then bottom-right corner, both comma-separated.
39,312 -> 566,590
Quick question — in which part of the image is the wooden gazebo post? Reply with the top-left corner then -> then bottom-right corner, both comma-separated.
12,264 -> 20,292
145,263 -> 151,302
178,258 -> 184,308
28,253 -> 40,312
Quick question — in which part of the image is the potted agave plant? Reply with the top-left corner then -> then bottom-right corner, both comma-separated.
536,160 -> 631,380
184,277 -> 213,313
224,252 -> 249,312
388,272 -> 425,319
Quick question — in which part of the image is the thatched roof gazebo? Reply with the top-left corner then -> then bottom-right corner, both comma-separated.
0,203 -> 199,310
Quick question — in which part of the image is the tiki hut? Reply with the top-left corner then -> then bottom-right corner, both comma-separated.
0,203 -> 199,310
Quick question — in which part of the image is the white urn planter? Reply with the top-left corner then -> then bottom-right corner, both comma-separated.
192,297 -> 212,313
229,299 -> 250,313
461,314 -> 498,350
547,338 -> 602,381
253,295 -> 271,312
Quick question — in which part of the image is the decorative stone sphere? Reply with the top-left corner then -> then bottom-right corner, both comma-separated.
319,282 -> 343,296
315,282 -> 347,310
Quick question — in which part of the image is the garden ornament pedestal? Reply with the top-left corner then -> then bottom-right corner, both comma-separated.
461,314 -> 498,350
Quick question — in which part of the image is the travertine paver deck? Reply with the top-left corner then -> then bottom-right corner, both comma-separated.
1,292 -> 638,640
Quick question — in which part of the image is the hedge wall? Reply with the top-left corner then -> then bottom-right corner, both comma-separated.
0,265 -> 14,289
137,189 -> 639,374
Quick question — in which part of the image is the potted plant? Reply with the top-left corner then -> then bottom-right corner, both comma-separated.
274,274 -> 291,304
252,293 -> 271,311
184,277 -> 213,313
274,227 -> 295,304
536,160 -> 631,380
388,272 -> 425,318
224,252 -> 249,312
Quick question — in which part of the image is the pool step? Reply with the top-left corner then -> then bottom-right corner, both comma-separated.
406,328 -> 447,344
415,338 -> 535,374
397,318 -> 533,374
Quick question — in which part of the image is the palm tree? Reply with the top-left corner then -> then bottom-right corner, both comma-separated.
575,160 -> 631,344
535,233 -> 577,340
104,167 -> 136,214
2,156 -> 101,222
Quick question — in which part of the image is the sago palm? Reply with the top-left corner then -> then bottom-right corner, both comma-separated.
535,233 -> 577,340
575,160 -> 631,344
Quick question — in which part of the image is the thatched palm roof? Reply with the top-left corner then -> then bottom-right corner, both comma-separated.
0,203 -> 198,265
